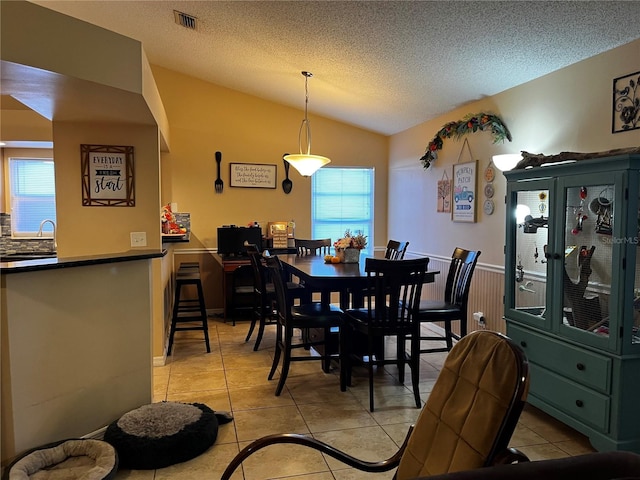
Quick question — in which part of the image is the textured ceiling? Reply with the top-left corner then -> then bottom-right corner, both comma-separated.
26,1 -> 640,135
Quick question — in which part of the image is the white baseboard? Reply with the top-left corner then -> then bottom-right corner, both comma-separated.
82,426 -> 107,440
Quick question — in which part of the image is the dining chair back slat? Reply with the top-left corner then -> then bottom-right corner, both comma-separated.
295,238 -> 332,256
384,240 -> 409,260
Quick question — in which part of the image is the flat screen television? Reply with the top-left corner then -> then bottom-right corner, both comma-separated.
217,226 -> 262,256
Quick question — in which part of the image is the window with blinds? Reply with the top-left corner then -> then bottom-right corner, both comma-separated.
8,158 -> 57,237
311,167 -> 374,254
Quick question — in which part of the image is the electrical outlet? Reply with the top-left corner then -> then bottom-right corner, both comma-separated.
130,232 -> 147,247
473,312 -> 485,324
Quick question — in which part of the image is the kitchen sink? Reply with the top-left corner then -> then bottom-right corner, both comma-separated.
0,253 -> 57,262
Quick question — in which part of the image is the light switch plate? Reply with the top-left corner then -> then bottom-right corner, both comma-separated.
130,232 -> 147,247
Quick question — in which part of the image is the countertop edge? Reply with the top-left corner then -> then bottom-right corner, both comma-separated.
0,249 -> 167,274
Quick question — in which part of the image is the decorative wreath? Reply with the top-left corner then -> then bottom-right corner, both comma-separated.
420,113 -> 512,170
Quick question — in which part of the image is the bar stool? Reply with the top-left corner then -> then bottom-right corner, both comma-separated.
168,265 -> 211,355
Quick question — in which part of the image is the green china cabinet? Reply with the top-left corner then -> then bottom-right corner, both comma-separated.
504,153 -> 640,453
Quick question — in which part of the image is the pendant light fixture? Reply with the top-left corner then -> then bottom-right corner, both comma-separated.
284,71 -> 331,177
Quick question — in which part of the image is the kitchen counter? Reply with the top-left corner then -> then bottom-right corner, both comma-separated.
161,232 -> 190,243
0,249 -> 166,274
1,248 -> 161,459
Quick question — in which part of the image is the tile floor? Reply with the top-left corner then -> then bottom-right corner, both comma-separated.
114,318 -> 595,480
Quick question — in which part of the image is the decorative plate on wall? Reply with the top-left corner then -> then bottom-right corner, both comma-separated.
484,164 -> 496,183
483,199 -> 495,215
484,183 -> 495,198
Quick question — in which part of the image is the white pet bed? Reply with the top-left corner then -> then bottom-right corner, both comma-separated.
3,439 -> 118,480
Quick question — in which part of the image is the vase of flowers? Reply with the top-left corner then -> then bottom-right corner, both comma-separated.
334,229 -> 367,263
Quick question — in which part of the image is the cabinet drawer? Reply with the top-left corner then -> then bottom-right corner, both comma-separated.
507,324 -> 611,394
529,364 -> 610,432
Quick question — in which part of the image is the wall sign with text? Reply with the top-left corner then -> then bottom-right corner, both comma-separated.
81,144 -> 135,206
452,160 -> 477,222
229,163 -> 277,189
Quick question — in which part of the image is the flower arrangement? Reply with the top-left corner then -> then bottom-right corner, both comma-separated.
334,229 -> 367,250
161,203 -> 186,234
420,112 -> 512,170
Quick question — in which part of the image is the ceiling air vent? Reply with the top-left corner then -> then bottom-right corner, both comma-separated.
174,10 -> 198,30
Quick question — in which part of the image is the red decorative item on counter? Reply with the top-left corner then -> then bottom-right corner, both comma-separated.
161,204 -> 186,234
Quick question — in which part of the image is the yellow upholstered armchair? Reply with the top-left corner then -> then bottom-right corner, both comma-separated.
221,330 -> 530,480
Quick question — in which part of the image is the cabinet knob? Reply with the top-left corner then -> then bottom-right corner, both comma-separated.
576,363 -> 585,371
520,341 -> 527,348
576,399 -> 584,408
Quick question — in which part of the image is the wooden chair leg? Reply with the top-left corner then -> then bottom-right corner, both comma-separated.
245,319 -> 257,342
445,321 -> 454,350
339,327 -> 348,392
367,334 -> 375,412
322,326 -> 332,373
253,303 -> 269,351
268,322 -> 283,380
396,337 -> 405,384
274,327 -> 293,396
410,333 -> 421,408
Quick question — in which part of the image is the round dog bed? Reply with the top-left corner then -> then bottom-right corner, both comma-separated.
104,402 -> 232,470
2,438 -> 118,480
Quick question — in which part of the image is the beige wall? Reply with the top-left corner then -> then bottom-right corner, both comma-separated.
151,66 -> 389,251
389,38 -> 640,267
52,122 -> 161,257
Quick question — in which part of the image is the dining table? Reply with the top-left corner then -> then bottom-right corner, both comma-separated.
277,252 -> 439,310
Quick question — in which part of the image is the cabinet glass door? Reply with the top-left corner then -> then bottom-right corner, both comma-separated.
507,181 -> 552,328
631,181 -> 640,347
558,175 -> 619,350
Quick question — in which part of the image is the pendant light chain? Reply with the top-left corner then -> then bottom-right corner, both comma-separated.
301,71 -> 313,156
284,70 -> 330,177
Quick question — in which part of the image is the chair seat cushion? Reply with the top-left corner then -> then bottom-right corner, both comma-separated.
104,402 -> 232,470
3,438 -> 118,480
418,300 -> 462,317
291,303 -> 344,326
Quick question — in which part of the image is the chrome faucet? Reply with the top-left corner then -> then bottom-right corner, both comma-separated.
37,219 -> 57,249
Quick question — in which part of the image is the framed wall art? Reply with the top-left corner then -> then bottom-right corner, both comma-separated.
437,170 -> 451,213
81,144 -> 135,206
452,160 -> 477,222
612,70 -> 639,133
230,163 -> 277,189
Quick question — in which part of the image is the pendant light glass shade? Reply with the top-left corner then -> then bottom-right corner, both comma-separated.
284,71 -> 331,177
492,153 -> 522,171
283,153 -> 330,177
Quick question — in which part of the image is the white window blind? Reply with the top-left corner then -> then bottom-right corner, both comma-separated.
8,158 -> 56,236
311,167 -> 374,254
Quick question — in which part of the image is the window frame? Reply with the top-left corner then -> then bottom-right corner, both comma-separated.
7,156 -> 57,238
311,166 -> 375,255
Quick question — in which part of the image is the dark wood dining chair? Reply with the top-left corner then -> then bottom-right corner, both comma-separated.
295,238 -> 332,256
220,330 -> 530,480
385,240 -> 409,259
244,248 -> 307,351
416,247 -> 480,353
264,255 -> 348,395
345,257 -> 430,411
